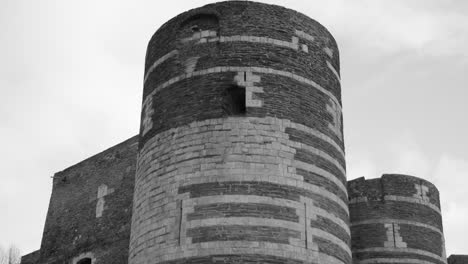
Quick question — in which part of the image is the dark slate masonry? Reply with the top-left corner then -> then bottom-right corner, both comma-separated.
187,203 -> 300,222
134,1 -> 349,263
448,255 -> 468,264
187,225 -> 301,244
26,136 -> 138,264
348,175 -> 447,264
157,254 -> 311,264
178,181 -> 349,223
20,1 -> 453,264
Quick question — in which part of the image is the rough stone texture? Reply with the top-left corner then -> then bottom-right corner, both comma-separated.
19,2 -> 457,264
30,136 -> 138,264
448,255 -> 468,264
20,250 -> 40,264
132,1 -> 348,264
348,174 -> 447,264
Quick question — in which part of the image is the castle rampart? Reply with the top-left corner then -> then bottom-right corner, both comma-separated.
348,174 -> 447,264
130,1 -> 348,264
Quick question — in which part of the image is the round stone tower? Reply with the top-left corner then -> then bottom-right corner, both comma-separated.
348,174 -> 447,264
130,1 -> 348,264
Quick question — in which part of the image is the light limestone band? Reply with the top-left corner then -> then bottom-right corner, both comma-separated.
349,195 -> 441,215
183,217 -> 350,255
131,116 -> 350,263
327,61 -> 341,82
137,117 -> 347,195
188,195 -> 350,236
356,258 -> 441,264
181,194 -> 350,254
143,50 -> 179,83
154,242 -> 347,264
146,30 -> 340,84
353,248 -> 447,264
141,65 -> 342,116
351,219 -> 443,235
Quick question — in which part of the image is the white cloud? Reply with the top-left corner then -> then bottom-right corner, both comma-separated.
346,153 -> 377,180
1,0 -> 467,257
432,155 -> 468,255
377,135 -> 468,255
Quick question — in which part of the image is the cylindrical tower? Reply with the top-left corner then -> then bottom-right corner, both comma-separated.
348,174 -> 447,264
131,1 -> 348,264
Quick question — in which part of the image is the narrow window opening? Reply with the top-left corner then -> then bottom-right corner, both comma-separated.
77,258 -> 92,264
191,25 -> 200,32
223,85 -> 246,115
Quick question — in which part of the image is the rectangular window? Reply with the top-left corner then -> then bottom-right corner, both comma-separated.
223,85 -> 246,115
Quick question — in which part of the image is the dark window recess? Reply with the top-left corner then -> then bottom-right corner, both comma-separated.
77,258 -> 92,264
191,25 -> 200,32
178,13 -> 219,39
223,85 -> 246,115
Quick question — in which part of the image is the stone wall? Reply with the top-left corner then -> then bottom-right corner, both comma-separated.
131,1 -> 348,264
348,174 -> 447,264
34,136 -> 138,264
20,250 -> 39,264
448,255 -> 468,264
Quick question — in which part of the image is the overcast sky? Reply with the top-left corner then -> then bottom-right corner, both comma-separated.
1,0 -> 467,257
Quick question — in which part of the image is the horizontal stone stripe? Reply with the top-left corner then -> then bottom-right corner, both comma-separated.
144,33 -> 312,84
295,148 -> 346,186
293,143 -> 346,176
327,60 -> 341,83
296,168 -> 348,203
399,224 -> 444,257
187,225 -> 301,244
287,121 -> 345,157
154,241 -> 347,264
178,174 -> 348,213
286,127 -> 345,167
353,252 -> 446,264
311,228 -> 352,256
293,160 -> 347,194
141,66 -> 342,115
311,215 -> 350,246
186,217 -> 302,233
187,202 -> 299,222
178,181 -> 349,222
315,236 -> 352,264
351,219 -> 442,236
356,258 -> 440,264
185,195 -> 350,236
157,254 -> 312,264
353,248 -> 447,264
384,195 -> 441,214
138,116 -> 344,164
216,35 -> 299,50
349,195 -> 441,214
350,223 -> 386,250
144,50 -> 178,83
186,216 -> 350,256
349,201 -> 442,230
296,30 -> 315,42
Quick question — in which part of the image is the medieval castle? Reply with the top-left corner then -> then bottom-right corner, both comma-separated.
19,1 -> 467,264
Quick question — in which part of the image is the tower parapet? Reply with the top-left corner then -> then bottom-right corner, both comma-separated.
131,1 -> 349,264
348,174 -> 447,264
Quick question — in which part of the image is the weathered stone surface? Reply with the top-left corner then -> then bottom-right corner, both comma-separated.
20,2 -> 455,264
132,1 -> 347,264
20,250 -> 39,264
348,175 -> 447,264
35,136 -> 138,264
448,255 -> 468,264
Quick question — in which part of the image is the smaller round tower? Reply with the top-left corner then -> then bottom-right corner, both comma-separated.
348,174 -> 447,264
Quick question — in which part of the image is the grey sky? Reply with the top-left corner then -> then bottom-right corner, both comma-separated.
1,0 -> 467,256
